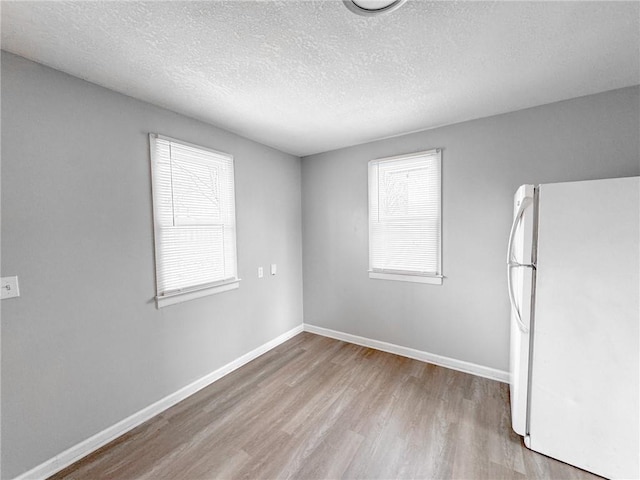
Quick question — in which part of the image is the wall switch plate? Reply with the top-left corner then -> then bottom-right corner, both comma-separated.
270,264 -> 277,275
258,267 -> 264,278
1,276 -> 20,299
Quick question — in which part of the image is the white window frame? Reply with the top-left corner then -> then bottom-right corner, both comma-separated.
368,149 -> 443,285
149,134 -> 240,308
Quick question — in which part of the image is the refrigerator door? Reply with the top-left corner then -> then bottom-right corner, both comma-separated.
508,184 -> 535,437
529,177 -> 639,479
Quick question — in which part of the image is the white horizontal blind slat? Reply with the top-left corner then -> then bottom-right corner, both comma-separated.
369,150 -> 441,276
150,135 -> 238,296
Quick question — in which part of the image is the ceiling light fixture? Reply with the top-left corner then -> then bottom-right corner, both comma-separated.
343,0 -> 407,16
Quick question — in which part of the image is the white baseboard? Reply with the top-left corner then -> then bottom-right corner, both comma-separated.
303,324 -> 509,384
13,322 -> 506,480
13,324 -> 304,480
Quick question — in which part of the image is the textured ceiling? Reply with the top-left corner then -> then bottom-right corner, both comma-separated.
2,1 -> 639,156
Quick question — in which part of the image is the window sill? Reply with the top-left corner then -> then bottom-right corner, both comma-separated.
369,271 -> 443,285
156,279 -> 240,308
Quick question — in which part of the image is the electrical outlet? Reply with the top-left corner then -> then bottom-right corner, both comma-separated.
258,267 -> 264,278
1,276 -> 20,300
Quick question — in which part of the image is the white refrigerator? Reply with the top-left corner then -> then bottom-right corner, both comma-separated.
508,177 -> 639,479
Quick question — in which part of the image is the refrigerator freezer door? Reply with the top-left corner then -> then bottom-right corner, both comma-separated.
529,177 -> 639,479
508,184 -> 535,437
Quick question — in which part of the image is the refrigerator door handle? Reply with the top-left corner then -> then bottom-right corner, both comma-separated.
508,265 -> 529,333
507,196 -> 532,265
507,196 -> 533,333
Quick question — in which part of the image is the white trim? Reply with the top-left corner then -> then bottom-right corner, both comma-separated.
369,271 -> 443,285
156,280 -> 240,308
151,133 -> 234,161
303,324 -> 508,383
11,324 -> 304,480
368,148 -> 443,279
369,148 -> 440,166
149,133 -> 239,306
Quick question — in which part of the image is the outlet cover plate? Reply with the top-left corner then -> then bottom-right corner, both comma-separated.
1,276 -> 20,299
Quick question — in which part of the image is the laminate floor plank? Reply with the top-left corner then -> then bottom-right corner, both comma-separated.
51,332 -> 601,480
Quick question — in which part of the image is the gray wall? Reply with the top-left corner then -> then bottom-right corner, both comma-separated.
3,48 -> 639,480
302,86 -> 640,373
1,52 -> 303,479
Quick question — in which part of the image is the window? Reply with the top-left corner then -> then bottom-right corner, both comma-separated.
149,134 -> 239,307
368,149 -> 442,284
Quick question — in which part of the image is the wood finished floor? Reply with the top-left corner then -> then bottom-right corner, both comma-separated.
51,332 -> 601,480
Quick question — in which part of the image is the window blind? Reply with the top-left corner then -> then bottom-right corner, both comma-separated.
368,149 -> 441,278
150,134 -> 238,298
